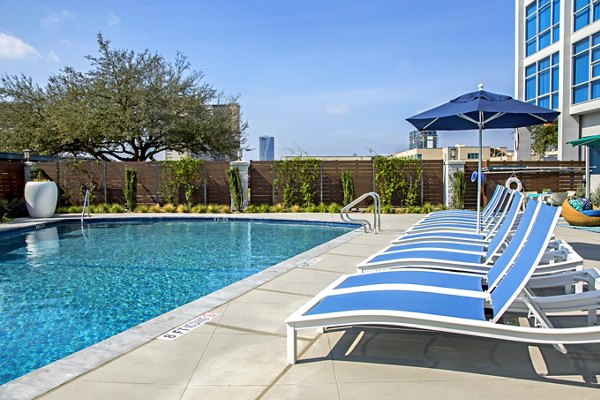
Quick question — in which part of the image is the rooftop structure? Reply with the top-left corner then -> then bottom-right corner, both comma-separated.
409,130 -> 438,150
394,145 -> 516,162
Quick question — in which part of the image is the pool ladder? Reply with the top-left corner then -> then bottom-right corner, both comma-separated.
81,189 -> 91,226
340,192 -> 381,233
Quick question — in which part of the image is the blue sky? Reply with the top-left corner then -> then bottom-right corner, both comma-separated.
0,1 -> 515,160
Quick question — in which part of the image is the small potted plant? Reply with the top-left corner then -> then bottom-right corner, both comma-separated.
24,168 -> 58,218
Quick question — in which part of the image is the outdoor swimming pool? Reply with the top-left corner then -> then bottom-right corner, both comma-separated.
0,218 -> 355,385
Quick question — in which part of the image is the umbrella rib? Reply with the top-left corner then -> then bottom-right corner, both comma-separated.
457,114 -> 479,125
483,112 -> 505,125
529,113 -> 552,123
422,118 -> 439,130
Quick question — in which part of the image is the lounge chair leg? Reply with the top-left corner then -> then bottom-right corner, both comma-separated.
287,323 -> 297,364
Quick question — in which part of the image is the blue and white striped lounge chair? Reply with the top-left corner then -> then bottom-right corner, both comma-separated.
420,184 -> 506,221
412,186 -> 510,227
286,203 -> 600,364
357,194 -> 528,274
376,192 -> 523,257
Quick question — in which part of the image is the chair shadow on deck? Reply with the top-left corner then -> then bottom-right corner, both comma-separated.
568,242 -> 600,262
299,316 -> 600,389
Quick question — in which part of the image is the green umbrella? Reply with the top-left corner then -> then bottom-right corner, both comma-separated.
567,134 -> 600,198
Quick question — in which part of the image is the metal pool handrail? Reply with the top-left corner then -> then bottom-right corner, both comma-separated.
81,189 -> 91,226
340,192 -> 381,233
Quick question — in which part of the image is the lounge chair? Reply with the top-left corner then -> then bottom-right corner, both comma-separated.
286,203 -> 600,364
381,192 -> 522,255
422,185 -> 505,220
414,186 -> 509,225
404,190 -> 513,234
357,194 -> 529,274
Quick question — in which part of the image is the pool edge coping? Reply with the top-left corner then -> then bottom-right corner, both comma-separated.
0,214 -> 364,400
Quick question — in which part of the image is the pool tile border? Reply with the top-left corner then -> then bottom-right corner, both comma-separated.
0,214 -> 363,400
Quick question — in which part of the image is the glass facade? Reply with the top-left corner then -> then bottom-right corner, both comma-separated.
572,32 -> 600,103
525,52 -> 560,109
573,0 -> 600,32
526,0 -> 561,56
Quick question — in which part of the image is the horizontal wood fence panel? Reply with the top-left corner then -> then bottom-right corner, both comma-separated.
0,161 -> 25,200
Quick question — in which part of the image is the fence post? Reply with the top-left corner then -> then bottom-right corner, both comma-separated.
420,160 -> 424,206
156,162 -> 161,205
103,160 -> 107,204
203,164 -> 207,205
319,163 -> 323,204
372,158 -> 376,192
271,163 -> 275,205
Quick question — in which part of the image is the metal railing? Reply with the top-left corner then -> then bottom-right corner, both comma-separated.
81,189 -> 91,226
340,192 -> 381,233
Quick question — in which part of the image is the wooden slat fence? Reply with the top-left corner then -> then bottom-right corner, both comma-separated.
0,160 -> 25,200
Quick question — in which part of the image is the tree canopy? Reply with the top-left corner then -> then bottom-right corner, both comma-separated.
0,34 -> 246,161
530,124 -> 558,158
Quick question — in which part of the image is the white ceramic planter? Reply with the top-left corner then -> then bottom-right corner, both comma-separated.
24,181 -> 58,218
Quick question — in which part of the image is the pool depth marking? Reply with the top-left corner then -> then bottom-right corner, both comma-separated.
158,313 -> 218,340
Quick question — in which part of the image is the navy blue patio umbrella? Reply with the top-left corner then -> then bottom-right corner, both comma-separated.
406,85 -> 559,233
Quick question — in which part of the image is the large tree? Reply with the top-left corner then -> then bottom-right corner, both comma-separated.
0,34 -> 246,161
530,124 -> 558,159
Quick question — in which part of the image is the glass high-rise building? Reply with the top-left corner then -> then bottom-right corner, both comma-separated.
259,136 -> 275,161
409,130 -> 438,149
515,0 -> 594,161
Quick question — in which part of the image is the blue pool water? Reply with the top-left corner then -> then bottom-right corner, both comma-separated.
0,218 -> 354,385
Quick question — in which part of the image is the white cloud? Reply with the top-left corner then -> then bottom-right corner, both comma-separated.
40,10 -> 75,28
47,50 -> 60,63
325,103 -> 350,115
108,14 -> 120,26
0,33 -> 40,60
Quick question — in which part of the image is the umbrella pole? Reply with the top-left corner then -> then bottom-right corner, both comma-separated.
477,112 -> 483,234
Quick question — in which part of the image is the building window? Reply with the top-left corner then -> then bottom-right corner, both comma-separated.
573,0 -> 600,32
525,52 -> 560,109
572,32 -> 600,104
526,0 -> 561,57
467,153 -> 479,159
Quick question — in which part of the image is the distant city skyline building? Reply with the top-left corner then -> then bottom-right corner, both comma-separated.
259,136 -> 275,161
409,130 -> 438,150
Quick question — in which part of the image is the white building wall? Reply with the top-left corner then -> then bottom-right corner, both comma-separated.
515,0 -> 600,161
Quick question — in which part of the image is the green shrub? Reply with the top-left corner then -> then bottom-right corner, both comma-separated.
0,198 -> 25,221
190,204 -> 208,213
219,205 -> 231,213
270,203 -> 286,213
176,204 -> 189,213
134,204 -> 148,213
67,205 -> 83,213
303,203 -> 317,213
206,204 -> 220,213
452,170 -> 466,210
328,203 -> 341,213
381,204 -> 393,214
315,202 -> 327,212
124,169 -> 137,210
162,203 -> 176,213
148,204 -> 162,213
289,204 -> 301,213
94,203 -> 110,213
258,203 -> 271,213
244,204 -> 259,213
108,203 -> 125,213
273,157 -> 321,207
591,185 -> 600,207
421,202 -> 435,214
341,170 -> 355,206
227,167 -> 244,211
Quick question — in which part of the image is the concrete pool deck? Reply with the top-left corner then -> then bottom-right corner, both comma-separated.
1,212 -> 600,399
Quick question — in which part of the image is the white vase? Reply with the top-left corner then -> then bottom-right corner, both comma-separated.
25,181 -> 58,218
